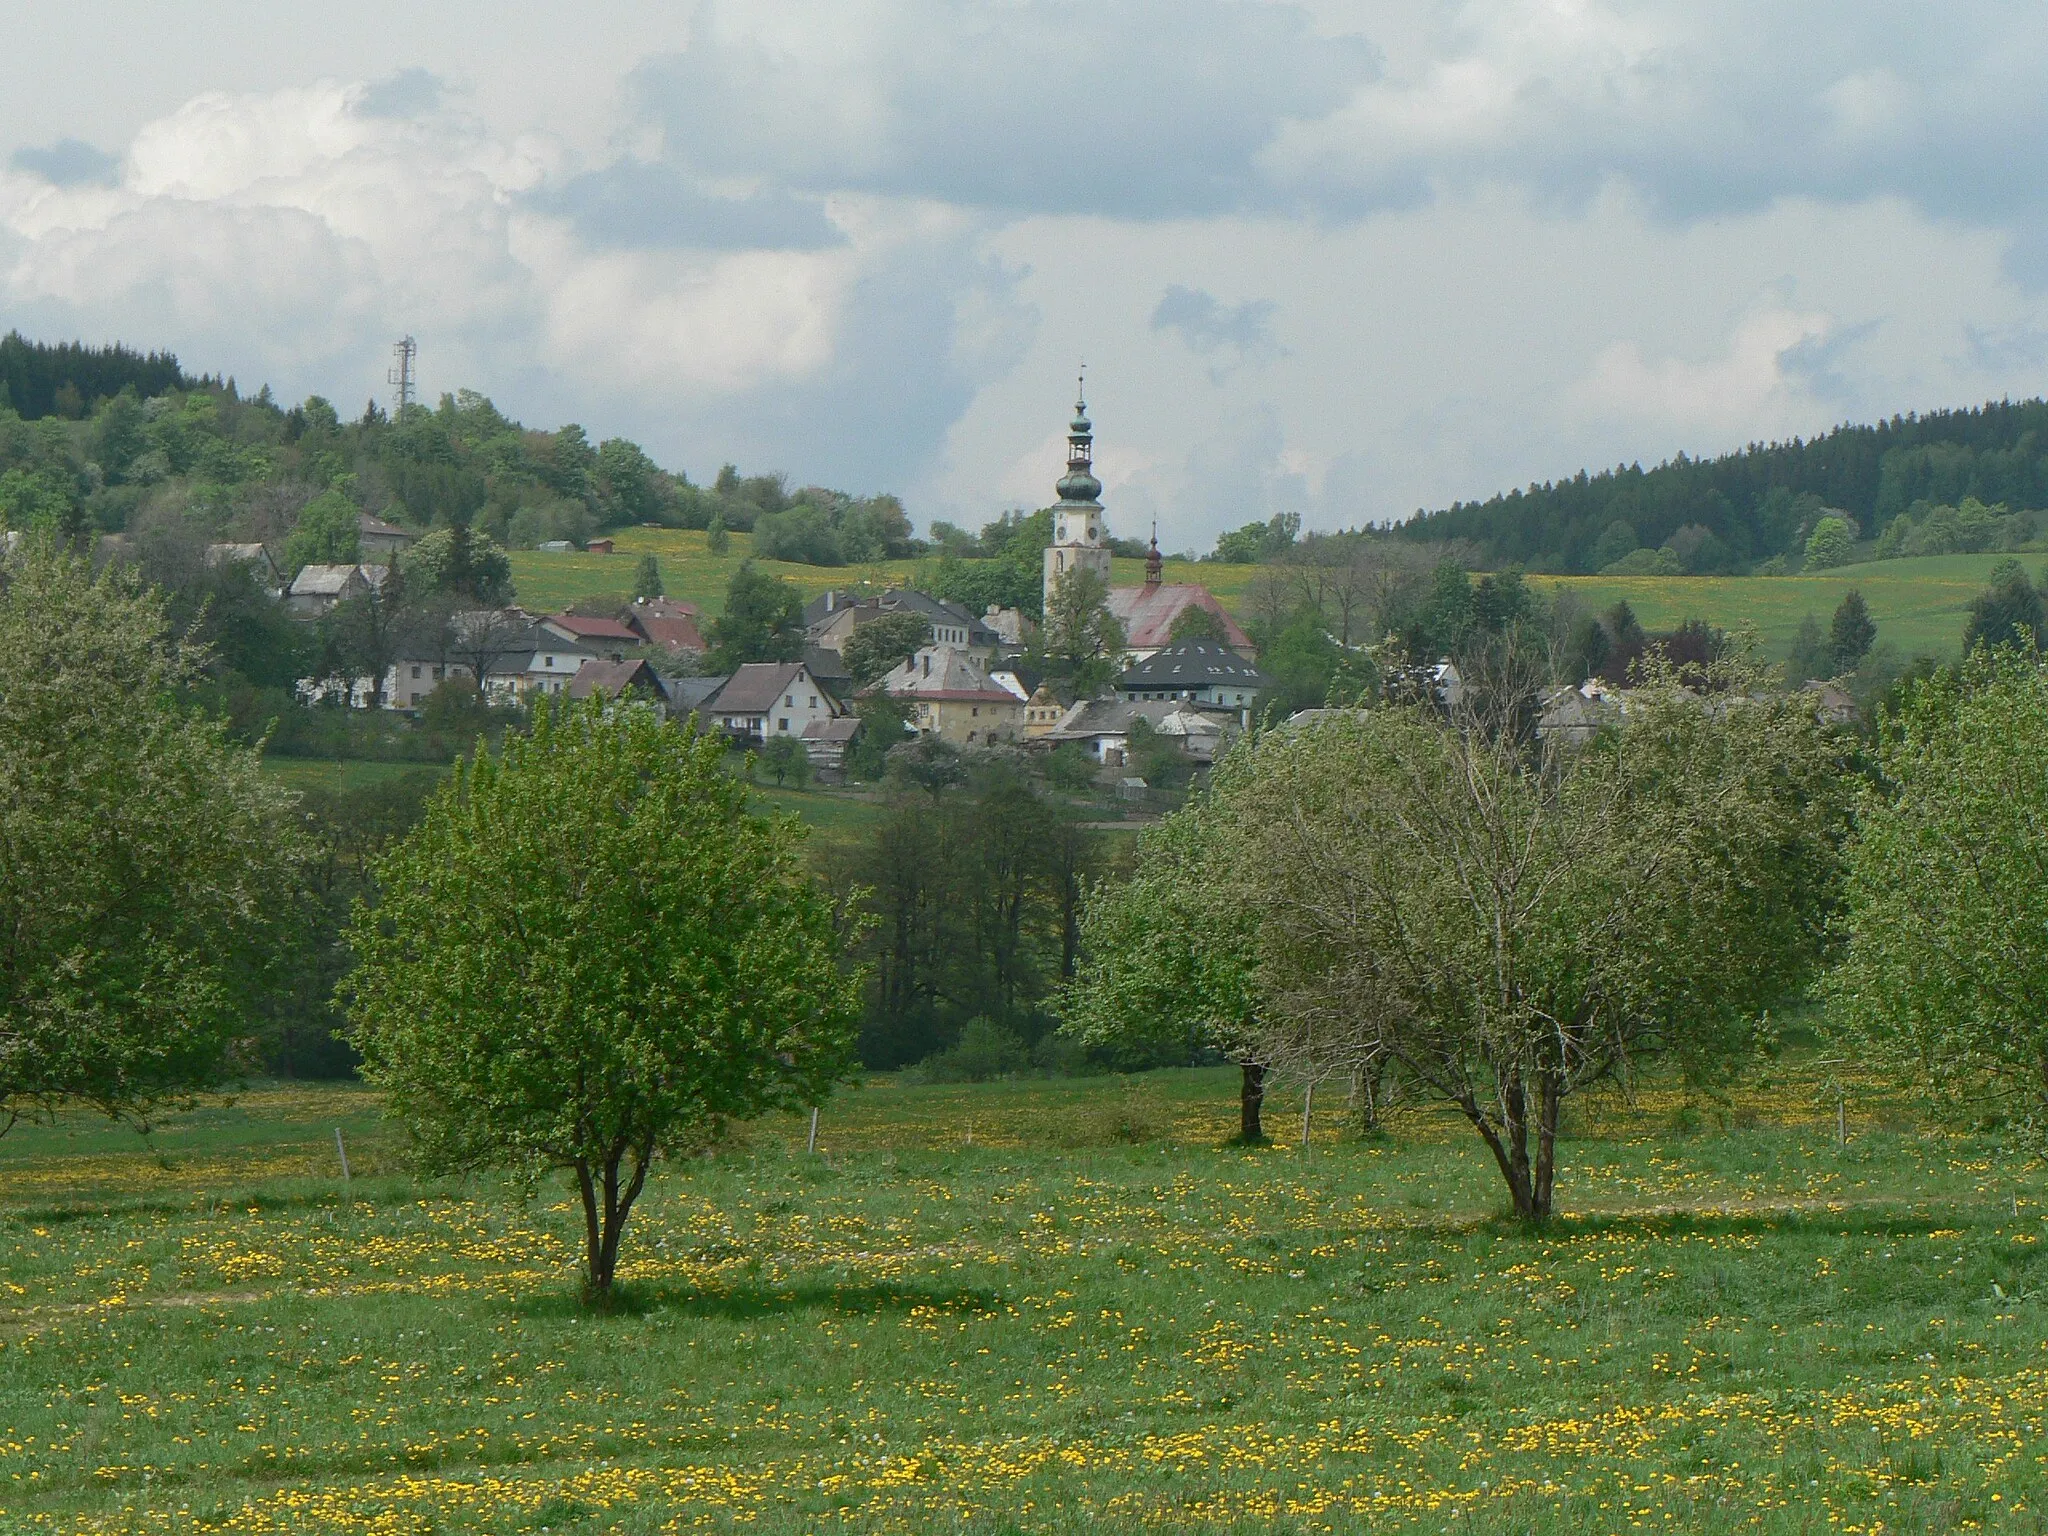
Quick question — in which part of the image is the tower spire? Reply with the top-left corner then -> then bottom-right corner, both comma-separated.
1146,518 -> 1162,586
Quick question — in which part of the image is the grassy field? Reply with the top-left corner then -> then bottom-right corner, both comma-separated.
506,528 -> 1260,622
256,759 -> 451,795
511,528 -> 2023,663
1535,552 -> 2044,662
2,1060 -> 2041,1533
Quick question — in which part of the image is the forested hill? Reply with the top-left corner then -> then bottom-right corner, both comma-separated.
0,332 -> 193,419
1396,398 -> 2048,574
0,332 -> 916,565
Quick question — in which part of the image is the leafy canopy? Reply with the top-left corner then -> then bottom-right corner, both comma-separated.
344,700 -> 864,1295
0,539 -> 304,1130
1826,649 -> 2048,1144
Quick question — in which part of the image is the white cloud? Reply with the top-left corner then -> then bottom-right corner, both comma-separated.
1576,306 -> 1838,440
0,79 -> 1025,488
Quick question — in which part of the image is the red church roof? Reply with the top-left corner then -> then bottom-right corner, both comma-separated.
1105,584 -> 1254,654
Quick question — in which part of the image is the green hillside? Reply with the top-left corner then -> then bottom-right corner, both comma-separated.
509,525 -> 1263,619
1535,551 -> 2033,660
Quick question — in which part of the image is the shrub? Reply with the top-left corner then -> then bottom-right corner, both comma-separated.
916,1019 -> 1029,1083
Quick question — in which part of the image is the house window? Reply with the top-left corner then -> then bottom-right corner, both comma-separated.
971,706 -> 979,717
808,695 -> 817,708
410,665 -> 421,679
545,655 -> 555,668
784,694 -> 793,706
778,718 -> 790,733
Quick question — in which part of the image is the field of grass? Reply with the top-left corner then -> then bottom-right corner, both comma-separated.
513,528 -> 2031,664
3,1060 -> 2042,1533
256,759 -> 451,795
506,528 -> 1261,623
1536,551 -> 2047,662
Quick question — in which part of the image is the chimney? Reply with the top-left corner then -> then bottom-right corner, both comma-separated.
922,652 -> 930,677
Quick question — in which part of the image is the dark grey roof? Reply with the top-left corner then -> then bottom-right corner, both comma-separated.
1118,642 -> 1269,693
663,674 -> 729,712
704,661 -> 808,715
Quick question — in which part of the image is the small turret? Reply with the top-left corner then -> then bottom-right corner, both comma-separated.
1145,521 -> 1163,587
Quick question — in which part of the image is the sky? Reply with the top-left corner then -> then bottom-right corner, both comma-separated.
3,1 -> 2047,551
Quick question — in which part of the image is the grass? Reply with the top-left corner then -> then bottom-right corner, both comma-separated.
513,528 -> 2029,664
1536,551 -> 2048,661
2,1058 -> 2042,1533
256,758 -> 452,795
506,527 -> 1262,622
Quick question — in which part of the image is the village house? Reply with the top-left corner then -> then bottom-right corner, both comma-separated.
1039,698 -> 1189,766
800,716 -> 863,776
806,588 -> 1003,659
285,563 -> 389,619
1022,684 -> 1068,737
1117,642 -> 1268,709
624,597 -> 706,656
356,512 -> 417,564
569,657 -> 668,713
872,644 -> 1026,746
703,660 -> 843,744
661,674 -> 728,723
539,614 -> 638,660
206,542 -> 285,591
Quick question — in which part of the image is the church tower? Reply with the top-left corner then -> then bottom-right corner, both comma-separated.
1043,378 -> 1113,615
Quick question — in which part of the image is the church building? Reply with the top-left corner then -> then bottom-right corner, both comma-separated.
1041,385 -> 1254,664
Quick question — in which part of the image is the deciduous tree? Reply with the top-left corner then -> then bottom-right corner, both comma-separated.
0,540 -> 304,1135
1826,649 -> 2048,1142
1217,658 -> 1848,1217
346,701 -> 864,1299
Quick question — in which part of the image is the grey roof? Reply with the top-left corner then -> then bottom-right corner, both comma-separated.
801,716 -> 862,742
1043,698 -> 1181,741
569,659 -> 664,701
705,661 -> 810,715
288,563 -> 367,597
1118,642 -> 1269,694
663,674 -> 729,713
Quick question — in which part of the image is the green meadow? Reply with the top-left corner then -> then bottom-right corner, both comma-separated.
1,1063 -> 2043,1533
1535,552 -> 2043,662
508,531 -> 2017,663
505,528 -> 1258,623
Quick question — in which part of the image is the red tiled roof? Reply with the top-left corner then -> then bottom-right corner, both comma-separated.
1104,584 -> 1253,652
627,599 -> 706,652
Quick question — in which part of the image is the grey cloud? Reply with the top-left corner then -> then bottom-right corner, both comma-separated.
356,68 -> 444,119
1272,2 -> 2048,261
10,138 -> 118,187
631,0 -> 1380,218
1151,286 -> 1283,364
526,162 -> 841,251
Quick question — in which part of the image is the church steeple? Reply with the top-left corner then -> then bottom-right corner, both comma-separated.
1043,372 -> 1113,615
1145,520 -> 1163,586
1054,374 -> 1102,505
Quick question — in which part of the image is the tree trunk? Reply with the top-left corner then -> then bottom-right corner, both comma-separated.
1238,1061 -> 1267,1143
574,1137 -> 655,1303
1532,1074 -> 1562,1220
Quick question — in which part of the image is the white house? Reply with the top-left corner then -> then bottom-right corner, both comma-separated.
703,661 -> 843,743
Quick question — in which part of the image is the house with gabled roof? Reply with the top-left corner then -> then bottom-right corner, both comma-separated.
624,597 -> 706,655
357,512 -> 417,563
569,658 -> 669,713
1118,642 -> 1267,709
870,644 -> 1025,746
703,660 -> 843,744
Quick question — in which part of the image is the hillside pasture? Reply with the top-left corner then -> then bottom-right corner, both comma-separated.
1,1063 -> 2041,1533
1535,552 -> 2041,661
506,528 -> 1263,621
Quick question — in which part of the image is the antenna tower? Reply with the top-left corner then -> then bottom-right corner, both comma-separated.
387,335 -> 417,416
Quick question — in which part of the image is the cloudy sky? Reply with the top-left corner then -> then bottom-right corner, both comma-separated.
3,2 -> 2045,549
